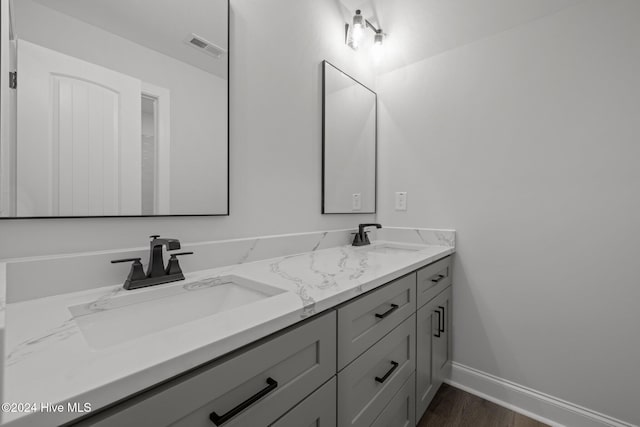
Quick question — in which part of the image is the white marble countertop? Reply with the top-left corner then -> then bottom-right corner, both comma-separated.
3,241 -> 454,426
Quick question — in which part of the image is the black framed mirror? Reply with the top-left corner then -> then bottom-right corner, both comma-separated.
1,0 -> 229,218
322,60 -> 376,214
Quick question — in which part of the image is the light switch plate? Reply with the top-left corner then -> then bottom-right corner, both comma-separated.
352,193 -> 362,210
395,192 -> 407,211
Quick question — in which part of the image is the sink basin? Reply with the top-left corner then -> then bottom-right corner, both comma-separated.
360,243 -> 423,255
68,275 -> 285,349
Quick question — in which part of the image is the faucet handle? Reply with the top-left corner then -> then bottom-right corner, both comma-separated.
111,258 -> 147,287
352,233 -> 364,246
364,231 -> 371,245
165,252 -> 194,276
150,235 -> 161,240
111,257 -> 142,264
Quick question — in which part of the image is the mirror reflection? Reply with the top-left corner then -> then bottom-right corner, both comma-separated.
322,61 -> 376,214
1,0 -> 229,217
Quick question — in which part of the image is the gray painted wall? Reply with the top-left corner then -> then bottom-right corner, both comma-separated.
377,1 -> 640,424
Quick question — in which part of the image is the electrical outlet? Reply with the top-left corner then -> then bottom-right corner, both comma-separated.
395,192 -> 407,211
352,193 -> 362,210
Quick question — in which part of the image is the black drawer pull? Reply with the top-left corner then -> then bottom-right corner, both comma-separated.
434,309 -> 442,337
438,306 -> 445,333
430,274 -> 445,284
375,361 -> 399,383
375,304 -> 399,319
209,377 -> 278,426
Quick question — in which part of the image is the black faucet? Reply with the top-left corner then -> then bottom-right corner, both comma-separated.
111,235 -> 193,290
147,235 -> 181,277
352,223 -> 382,246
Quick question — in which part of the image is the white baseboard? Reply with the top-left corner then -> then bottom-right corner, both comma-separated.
447,362 -> 636,427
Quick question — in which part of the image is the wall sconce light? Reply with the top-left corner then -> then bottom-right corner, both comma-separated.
346,9 -> 386,52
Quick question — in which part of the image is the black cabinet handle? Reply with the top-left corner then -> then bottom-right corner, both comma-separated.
375,361 -> 399,383
430,274 -> 445,284
375,304 -> 399,319
434,309 -> 442,337
209,378 -> 278,426
438,306 -> 446,333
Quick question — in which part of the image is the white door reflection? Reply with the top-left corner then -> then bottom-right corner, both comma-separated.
17,40 -> 142,217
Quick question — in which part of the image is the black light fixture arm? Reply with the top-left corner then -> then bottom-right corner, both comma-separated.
365,19 -> 381,34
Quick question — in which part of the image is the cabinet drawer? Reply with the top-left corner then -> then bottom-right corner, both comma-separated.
271,377 -> 336,427
337,314 -> 416,427
337,273 -> 415,370
81,312 -> 336,427
417,256 -> 451,308
371,374 -> 415,427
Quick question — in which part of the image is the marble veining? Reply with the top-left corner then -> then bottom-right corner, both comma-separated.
350,252 -> 370,281
6,320 -> 77,367
309,248 -> 351,289
269,255 -> 317,310
2,233 -> 454,427
82,286 -> 129,313
311,231 -> 328,251
237,238 -> 259,264
377,227 -> 456,247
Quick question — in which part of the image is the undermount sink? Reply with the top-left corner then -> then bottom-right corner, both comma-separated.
360,243 -> 423,255
68,275 -> 285,350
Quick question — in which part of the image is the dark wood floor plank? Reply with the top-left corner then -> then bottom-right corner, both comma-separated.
417,384 -> 549,427
512,413 -> 548,427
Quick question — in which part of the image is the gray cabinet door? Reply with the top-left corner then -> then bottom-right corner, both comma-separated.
79,312 -> 336,427
416,286 -> 452,421
337,273 -> 416,370
337,314 -> 416,427
271,377 -> 336,427
415,300 -> 437,420
432,286 -> 452,385
371,374 -> 415,427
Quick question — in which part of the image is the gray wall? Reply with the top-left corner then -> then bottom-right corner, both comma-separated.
377,1 -> 640,424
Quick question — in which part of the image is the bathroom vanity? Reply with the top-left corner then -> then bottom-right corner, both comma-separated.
73,255 -> 452,427
1,230 -> 455,427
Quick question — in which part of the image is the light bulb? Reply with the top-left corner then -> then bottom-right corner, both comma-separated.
374,30 -> 384,46
352,10 -> 365,44
372,30 -> 384,61
352,25 -> 364,44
